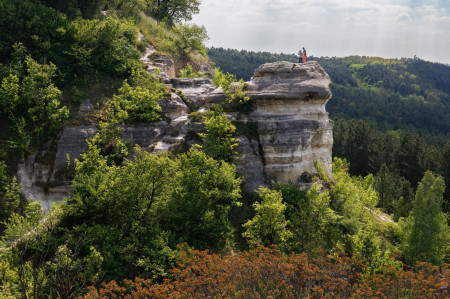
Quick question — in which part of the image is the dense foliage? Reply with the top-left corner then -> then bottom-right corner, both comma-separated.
147,0 -> 200,25
0,45 -> 69,158
333,118 -> 450,213
84,246 -> 449,298
105,69 -> 167,124
0,1 -> 448,297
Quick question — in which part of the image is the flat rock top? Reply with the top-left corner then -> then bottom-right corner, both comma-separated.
248,61 -> 332,100
252,61 -> 330,81
171,77 -> 213,87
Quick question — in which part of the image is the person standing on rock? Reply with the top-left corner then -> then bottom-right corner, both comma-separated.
303,47 -> 307,63
298,49 -> 303,63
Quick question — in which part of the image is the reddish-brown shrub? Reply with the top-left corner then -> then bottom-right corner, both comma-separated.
82,246 -> 449,298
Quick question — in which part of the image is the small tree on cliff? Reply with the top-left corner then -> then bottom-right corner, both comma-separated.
199,108 -> 238,162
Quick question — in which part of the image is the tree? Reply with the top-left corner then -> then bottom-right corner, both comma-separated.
200,109 -> 238,162
38,0 -> 107,18
242,187 -> 291,249
442,141 -> 450,212
328,158 -> 380,252
275,182 -> 337,252
164,148 -> 241,250
173,23 -> 208,56
374,164 -> 414,220
401,171 -> 449,266
0,162 -> 24,235
394,131 -> 425,187
0,49 -> 69,156
61,145 -> 178,281
106,69 -> 166,124
148,0 -> 200,25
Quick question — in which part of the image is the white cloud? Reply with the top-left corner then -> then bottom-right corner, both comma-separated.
193,0 -> 450,63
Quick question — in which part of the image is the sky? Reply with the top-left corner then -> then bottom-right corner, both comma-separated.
191,0 -> 450,64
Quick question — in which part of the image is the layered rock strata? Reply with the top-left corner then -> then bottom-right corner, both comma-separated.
246,61 -> 333,184
205,61 -> 333,190
18,60 -> 333,206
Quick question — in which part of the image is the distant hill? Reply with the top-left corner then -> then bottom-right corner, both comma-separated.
208,47 -> 450,137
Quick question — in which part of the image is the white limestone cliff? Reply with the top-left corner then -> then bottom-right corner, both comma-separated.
18,60 -> 333,206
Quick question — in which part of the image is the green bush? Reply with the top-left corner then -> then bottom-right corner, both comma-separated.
0,49 -> 69,155
178,64 -> 205,78
105,69 -> 168,123
199,109 -> 238,162
66,17 -> 141,76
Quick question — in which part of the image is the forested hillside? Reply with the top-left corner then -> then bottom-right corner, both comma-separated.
208,47 -> 450,213
0,2 -> 448,298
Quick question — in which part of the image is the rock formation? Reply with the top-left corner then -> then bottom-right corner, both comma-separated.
246,61 -> 333,186
171,78 -> 216,107
18,60 -> 333,207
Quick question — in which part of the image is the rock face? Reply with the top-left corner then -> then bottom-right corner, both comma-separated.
17,151 -> 71,213
54,125 -> 98,173
18,60 -> 333,207
246,61 -> 333,184
158,93 -> 189,119
205,61 -> 333,190
234,136 -> 265,193
150,53 -> 176,78
171,78 -> 216,107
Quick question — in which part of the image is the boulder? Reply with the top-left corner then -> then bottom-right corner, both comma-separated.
171,78 -> 216,107
158,93 -> 189,119
79,98 -> 95,112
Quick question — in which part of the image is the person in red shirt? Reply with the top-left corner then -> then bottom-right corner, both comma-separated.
302,47 -> 307,63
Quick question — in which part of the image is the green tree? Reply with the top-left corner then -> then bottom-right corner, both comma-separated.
374,164 -> 414,220
401,171 -> 449,266
106,69 -> 165,124
173,23 -> 208,56
353,229 -> 402,274
38,0 -> 107,18
200,109 -> 238,162
164,148 -> 241,250
148,0 -> 200,25
61,145 -> 177,281
442,141 -> 450,212
0,51 -> 69,156
66,17 -> 141,76
242,187 -> 292,249
275,182 -> 337,252
21,57 -> 69,141
89,122 -> 130,166
328,158 -> 379,252
0,162 -> 24,235
394,131 -> 425,187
